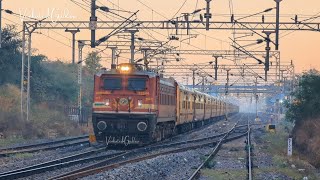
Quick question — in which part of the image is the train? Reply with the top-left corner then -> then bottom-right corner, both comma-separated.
92,63 -> 239,146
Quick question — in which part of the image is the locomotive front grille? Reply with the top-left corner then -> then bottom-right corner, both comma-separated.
95,117 -> 151,134
96,119 -> 127,133
93,113 -> 157,145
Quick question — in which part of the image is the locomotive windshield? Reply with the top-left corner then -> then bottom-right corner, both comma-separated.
128,78 -> 146,91
103,78 -> 122,90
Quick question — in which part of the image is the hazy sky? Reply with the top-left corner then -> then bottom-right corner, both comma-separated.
2,0 -> 320,73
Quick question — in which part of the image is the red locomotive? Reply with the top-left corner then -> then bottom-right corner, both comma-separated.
92,63 -> 239,146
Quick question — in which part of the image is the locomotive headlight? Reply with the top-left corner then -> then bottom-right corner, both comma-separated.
105,99 -> 110,106
97,121 -> 107,131
118,63 -> 134,74
137,122 -> 147,132
120,66 -> 130,71
138,100 -> 143,107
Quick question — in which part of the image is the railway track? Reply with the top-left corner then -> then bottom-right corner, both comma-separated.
0,123 -> 246,180
0,114 -> 248,179
188,114 -> 253,180
0,135 -> 89,158
48,120 -> 249,180
0,148 -> 126,180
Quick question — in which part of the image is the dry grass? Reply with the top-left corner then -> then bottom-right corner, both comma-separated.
201,169 -> 247,180
294,118 -> 320,168
0,84 -> 89,146
259,121 -> 319,179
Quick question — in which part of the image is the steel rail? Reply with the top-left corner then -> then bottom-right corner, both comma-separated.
187,122 -> 240,180
51,123 -> 248,180
0,139 -> 89,158
0,150 -> 125,180
0,148 -> 105,176
187,113 -> 251,180
0,135 -> 88,152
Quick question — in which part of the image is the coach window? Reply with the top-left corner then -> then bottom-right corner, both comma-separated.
172,96 -> 174,105
162,94 -> 164,105
163,94 -> 165,105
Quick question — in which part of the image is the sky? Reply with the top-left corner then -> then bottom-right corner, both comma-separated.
2,0 -> 320,74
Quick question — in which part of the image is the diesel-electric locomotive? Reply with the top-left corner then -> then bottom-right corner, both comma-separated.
92,63 -> 239,146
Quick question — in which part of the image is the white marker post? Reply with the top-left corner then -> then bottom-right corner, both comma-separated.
288,138 -> 293,156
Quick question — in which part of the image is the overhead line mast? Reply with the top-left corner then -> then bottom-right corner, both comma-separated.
90,0 -> 97,48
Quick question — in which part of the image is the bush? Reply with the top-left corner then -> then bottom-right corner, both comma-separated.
0,84 -> 23,136
0,84 -> 83,140
293,118 -> 320,167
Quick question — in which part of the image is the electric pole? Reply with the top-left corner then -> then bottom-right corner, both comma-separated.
90,0 -> 97,48
280,69 -> 286,83
78,40 -> 85,124
263,31 -> 274,81
190,67 -> 197,89
141,48 -> 151,70
127,30 -> 139,64
225,68 -> 231,95
201,74 -> 206,92
213,55 -> 222,80
110,47 -> 117,70
21,24 -> 36,122
275,0 -> 282,50
204,0 -> 212,31
254,76 -> 258,120
65,29 -> 80,64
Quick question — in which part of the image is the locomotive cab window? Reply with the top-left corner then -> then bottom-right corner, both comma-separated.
103,78 -> 122,90
128,78 -> 147,91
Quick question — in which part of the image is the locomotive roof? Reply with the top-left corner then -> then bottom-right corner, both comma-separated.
95,68 -> 158,78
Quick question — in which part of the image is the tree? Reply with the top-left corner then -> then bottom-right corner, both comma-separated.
84,51 -> 102,75
0,25 -> 22,85
31,60 -> 78,104
285,69 -> 320,124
